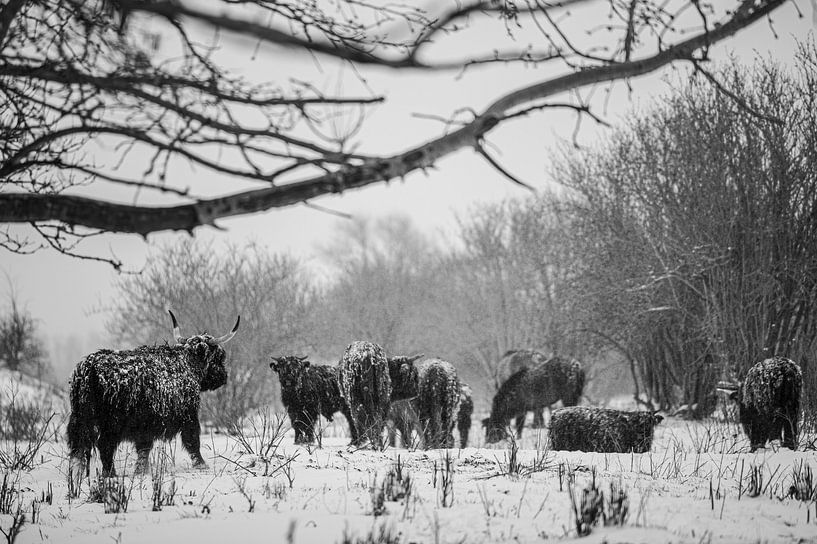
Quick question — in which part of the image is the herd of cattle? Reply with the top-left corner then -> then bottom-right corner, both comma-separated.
64,311 -> 805,496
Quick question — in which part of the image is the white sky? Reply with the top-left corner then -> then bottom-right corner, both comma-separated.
1,2 -> 814,349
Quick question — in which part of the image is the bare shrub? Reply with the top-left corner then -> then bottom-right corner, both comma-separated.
435,450 -> 455,508
787,461 -> 817,502
569,470 -> 630,537
88,473 -> 132,514
0,382 -> 57,472
605,481 -> 630,527
339,524 -> 401,544
686,419 -> 744,454
0,473 -> 19,515
226,407 -> 295,478
0,501 -> 26,544
151,454 -> 176,512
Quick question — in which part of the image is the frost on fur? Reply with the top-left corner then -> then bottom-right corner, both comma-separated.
415,358 -> 461,449
549,406 -> 663,453
269,355 -> 349,445
66,311 -> 239,496
719,356 -> 802,451
337,341 -> 391,449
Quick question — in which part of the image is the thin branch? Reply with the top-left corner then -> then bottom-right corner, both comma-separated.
692,61 -> 785,126
302,201 -> 354,219
475,142 -> 536,191
0,0 -> 789,236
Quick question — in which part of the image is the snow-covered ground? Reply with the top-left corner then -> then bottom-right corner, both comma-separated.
3,410 -> 817,544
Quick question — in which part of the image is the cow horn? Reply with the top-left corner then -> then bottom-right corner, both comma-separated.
296,355 -> 308,361
168,310 -> 185,344
716,381 -> 739,391
409,354 -> 425,362
215,315 -> 240,345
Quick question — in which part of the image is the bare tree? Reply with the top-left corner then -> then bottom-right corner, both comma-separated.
0,0 -> 789,266
314,214 -> 439,356
438,196 -> 584,388
0,277 -> 48,380
107,239 -> 313,426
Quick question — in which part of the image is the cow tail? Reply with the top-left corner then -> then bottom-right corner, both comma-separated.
67,361 -> 98,496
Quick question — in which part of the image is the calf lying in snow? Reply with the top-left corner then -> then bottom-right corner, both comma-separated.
548,406 -> 663,453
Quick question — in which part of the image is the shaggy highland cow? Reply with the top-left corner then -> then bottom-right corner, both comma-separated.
388,354 -> 423,401
388,378 -> 473,449
496,349 -> 548,426
384,354 -> 422,448
337,341 -> 391,448
67,311 -> 239,495
269,355 -> 349,445
483,355 -> 585,443
415,358 -> 461,449
718,356 -> 802,451
456,382 -> 474,448
549,407 -> 663,453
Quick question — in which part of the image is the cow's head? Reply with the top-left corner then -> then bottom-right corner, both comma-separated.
387,354 -> 423,401
168,310 -> 240,391
269,355 -> 311,389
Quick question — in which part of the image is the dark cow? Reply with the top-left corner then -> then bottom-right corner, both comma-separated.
718,356 -> 802,451
388,378 -> 474,449
67,311 -> 239,496
388,355 -> 423,401
549,407 -> 663,453
384,354 -> 422,448
483,355 -> 585,443
269,355 -> 349,445
456,382 -> 474,448
415,358 -> 461,449
337,341 -> 391,448
496,349 -> 548,426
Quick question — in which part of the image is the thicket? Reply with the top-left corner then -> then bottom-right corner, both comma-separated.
557,45 -> 817,416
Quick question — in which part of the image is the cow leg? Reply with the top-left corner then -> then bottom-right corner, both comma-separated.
367,414 -> 385,450
782,415 -> 798,450
532,408 -> 545,429
68,447 -> 91,498
181,420 -> 207,469
387,424 -> 397,448
301,411 -> 316,444
133,439 -> 153,475
341,405 -> 360,446
290,410 -> 312,445
748,423 -> 766,452
515,411 -> 527,439
460,426 -> 470,449
398,418 -> 414,448
97,435 -> 118,477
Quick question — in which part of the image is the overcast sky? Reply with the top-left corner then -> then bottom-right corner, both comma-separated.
1,2 -> 814,354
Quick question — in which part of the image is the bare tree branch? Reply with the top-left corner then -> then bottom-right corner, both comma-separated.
0,0 -> 791,259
